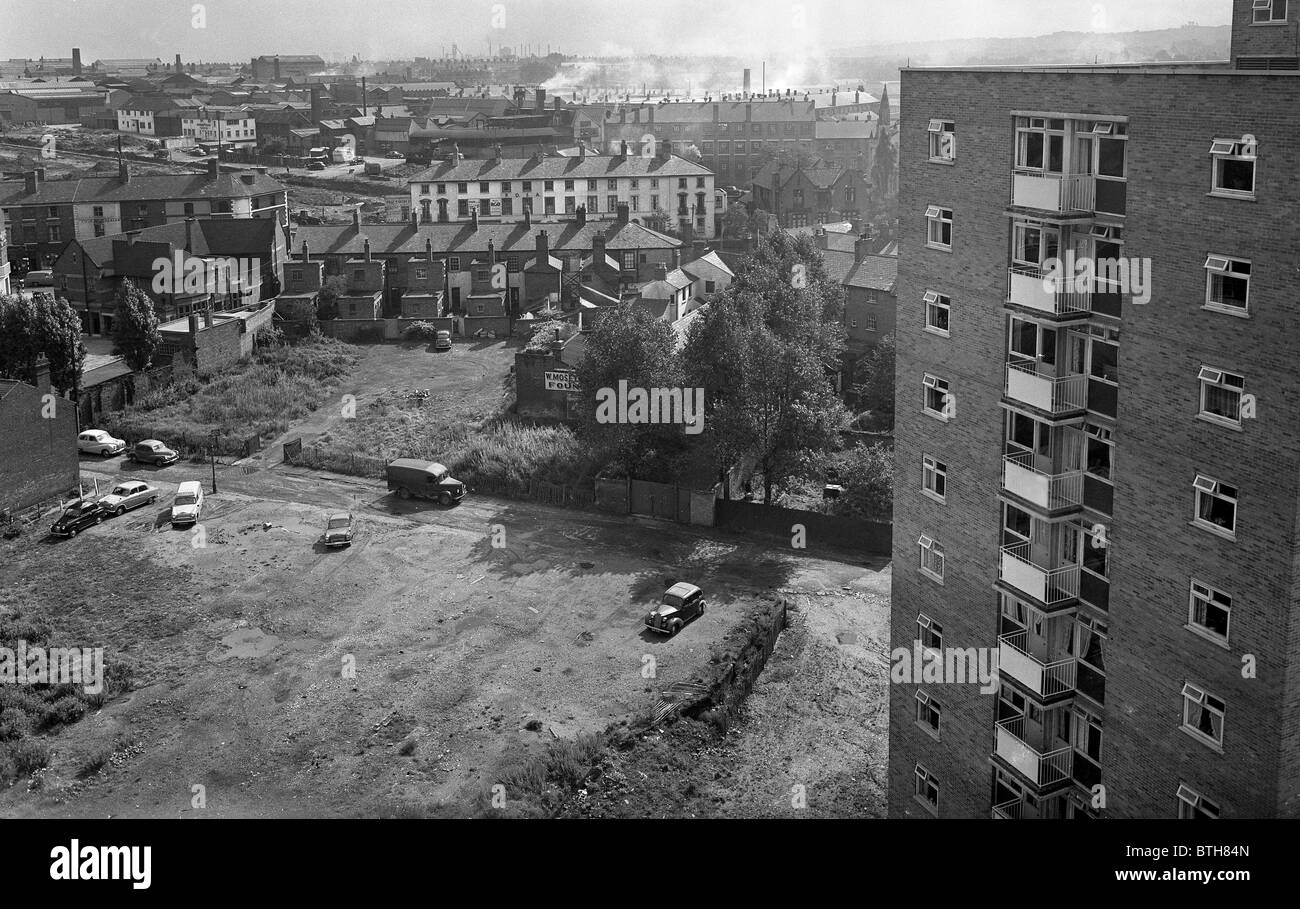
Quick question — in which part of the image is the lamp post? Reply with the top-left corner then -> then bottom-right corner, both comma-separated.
209,428 -> 219,494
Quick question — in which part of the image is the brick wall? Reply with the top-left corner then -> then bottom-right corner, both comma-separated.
1231,0 -> 1299,59
893,66 -> 1300,818
0,379 -> 79,515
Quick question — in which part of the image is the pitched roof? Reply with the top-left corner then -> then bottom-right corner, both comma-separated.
409,153 -> 710,184
69,217 -> 283,268
633,100 -> 816,123
819,249 -> 859,286
287,219 -> 681,258
0,170 -> 285,206
845,255 -> 898,293
680,250 -> 733,283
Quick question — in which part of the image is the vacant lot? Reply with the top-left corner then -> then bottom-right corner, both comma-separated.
0,460 -> 882,818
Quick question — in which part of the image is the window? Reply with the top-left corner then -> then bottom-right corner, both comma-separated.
447,256 -> 461,272
914,764 -> 939,813
290,268 -> 303,281
923,373 -> 951,418
1204,255 -> 1251,313
1177,784 -> 1221,819
1193,474 -> 1237,536
1015,117 -> 1065,173
923,291 -> 950,335
47,225 -> 60,242
1085,424 -> 1113,480
650,178 -> 658,188
352,269 -> 365,283
922,455 -> 947,501
1003,502 -> 1032,542
607,194 -> 618,212
917,612 -> 943,650
927,119 -> 956,161
457,182 -> 468,193
435,183 -> 446,195
501,182 -> 511,193
1197,366 -> 1245,426
414,267 -> 427,281
915,690 -> 941,736
543,180 -> 554,192
630,196 -> 639,211
925,205 -> 952,249
522,181 -> 532,193
1253,0 -> 1288,22
457,200 -> 469,217
564,180 -> 574,191
565,197 -> 576,214
864,317 -> 877,331
1210,138 -> 1256,196
918,537 -> 945,581
650,194 -> 659,211
1181,682 -> 1225,747
585,195 -> 598,213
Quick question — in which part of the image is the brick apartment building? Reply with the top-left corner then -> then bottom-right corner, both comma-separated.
889,0 -> 1300,820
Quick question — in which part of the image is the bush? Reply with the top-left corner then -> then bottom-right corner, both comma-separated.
402,321 -> 442,343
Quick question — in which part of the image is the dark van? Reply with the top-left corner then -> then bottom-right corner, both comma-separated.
386,459 -> 465,505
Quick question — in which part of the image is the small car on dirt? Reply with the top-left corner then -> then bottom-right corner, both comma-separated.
99,480 -> 158,516
169,480 -> 204,527
644,582 -> 706,636
323,512 -> 355,547
130,439 -> 179,466
78,429 -> 126,457
386,459 -> 465,505
51,499 -> 108,537
434,330 -> 452,351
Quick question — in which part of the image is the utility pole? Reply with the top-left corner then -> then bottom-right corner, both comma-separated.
209,429 -> 219,493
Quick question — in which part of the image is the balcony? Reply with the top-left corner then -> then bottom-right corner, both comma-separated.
1005,358 -> 1087,415
992,798 -> 1023,819
1006,267 -> 1090,317
998,631 -> 1077,699
999,542 -> 1080,606
1002,450 -> 1083,512
995,716 -> 1073,787
1012,172 -> 1096,214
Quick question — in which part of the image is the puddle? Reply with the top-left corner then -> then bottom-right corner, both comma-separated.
208,626 -> 282,661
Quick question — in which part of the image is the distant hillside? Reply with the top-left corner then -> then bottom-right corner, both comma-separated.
833,24 -> 1230,70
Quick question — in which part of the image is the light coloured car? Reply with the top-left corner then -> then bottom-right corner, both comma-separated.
434,330 -> 452,351
78,429 -> 127,457
170,481 -> 204,526
323,512 -> 354,547
99,480 -> 158,516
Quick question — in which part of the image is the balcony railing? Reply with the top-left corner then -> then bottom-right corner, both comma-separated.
999,541 -> 1080,605
992,798 -> 1023,819
995,716 -> 1073,787
1006,266 -> 1090,316
998,631 -> 1077,698
1005,358 -> 1087,414
1002,449 -> 1084,511
1012,172 -> 1096,214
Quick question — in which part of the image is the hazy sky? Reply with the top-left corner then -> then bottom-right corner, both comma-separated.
1,0 -> 1232,62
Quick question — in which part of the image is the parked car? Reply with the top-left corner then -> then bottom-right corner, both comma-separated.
99,480 -> 158,516
23,269 -> 54,287
130,439 -> 179,466
386,150 -> 405,159
322,512 -> 354,547
644,582 -> 706,636
434,330 -> 452,351
170,480 -> 204,527
78,429 -> 126,457
306,161 -> 326,171
386,459 -> 465,505
50,499 -> 107,537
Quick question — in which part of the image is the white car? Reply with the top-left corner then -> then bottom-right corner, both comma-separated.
78,429 -> 127,457
99,480 -> 158,517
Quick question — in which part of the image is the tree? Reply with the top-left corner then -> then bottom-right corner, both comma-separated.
262,137 -> 287,157
574,303 -> 684,479
0,293 -> 85,395
870,127 -> 897,211
111,279 -> 162,372
852,332 -> 895,427
683,232 -> 850,504
314,275 -> 347,321
720,203 -> 751,239
828,443 -> 893,520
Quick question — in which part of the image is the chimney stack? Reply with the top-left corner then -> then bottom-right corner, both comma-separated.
352,208 -> 360,231
204,305 -> 213,328
24,172 -> 37,194
274,56 -> 281,81
535,229 -> 549,260
207,158 -> 219,178
72,49 -> 82,76
187,313 -> 199,336
523,205 -> 532,229
310,85 -> 322,123
653,263 -> 668,281
575,204 -> 586,228
301,240 -> 309,262
364,238 -> 371,261
592,230 -> 606,261
616,202 -> 629,225
534,88 -> 544,112
470,208 -> 479,230
186,217 -> 195,250
175,53 -> 183,73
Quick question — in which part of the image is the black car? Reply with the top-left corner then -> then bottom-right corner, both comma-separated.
51,500 -> 108,537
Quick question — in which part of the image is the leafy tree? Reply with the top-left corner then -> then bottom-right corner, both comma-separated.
852,332 -> 895,427
720,203 -> 751,239
574,303 -> 684,478
314,275 -> 347,321
276,296 -> 319,333
828,443 -> 893,519
683,232 -> 849,504
262,137 -> 287,157
0,293 -> 85,395
111,279 -> 162,372
870,128 -> 897,210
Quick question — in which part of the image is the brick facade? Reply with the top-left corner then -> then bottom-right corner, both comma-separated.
891,12 -> 1300,820
0,372 -> 79,515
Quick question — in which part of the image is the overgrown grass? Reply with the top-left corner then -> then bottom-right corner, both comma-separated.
107,336 -> 358,444
0,611 -> 134,786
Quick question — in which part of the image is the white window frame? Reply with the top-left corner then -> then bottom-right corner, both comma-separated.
1203,255 -> 1251,315
927,120 -> 956,162
1209,138 -> 1256,198
923,290 -> 950,336
913,763 -> 939,814
1177,783 -> 1221,819
1197,366 -> 1245,428
918,536 -> 945,582
923,373 -> 951,418
1192,474 -> 1238,538
925,206 -> 952,250
917,611 -> 943,650
915,690 -> 941,737
922,454 -> 947,502
1188,580 -> 1232,645
1253,0 -> 1288,23
1180,682 -> 1226,749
